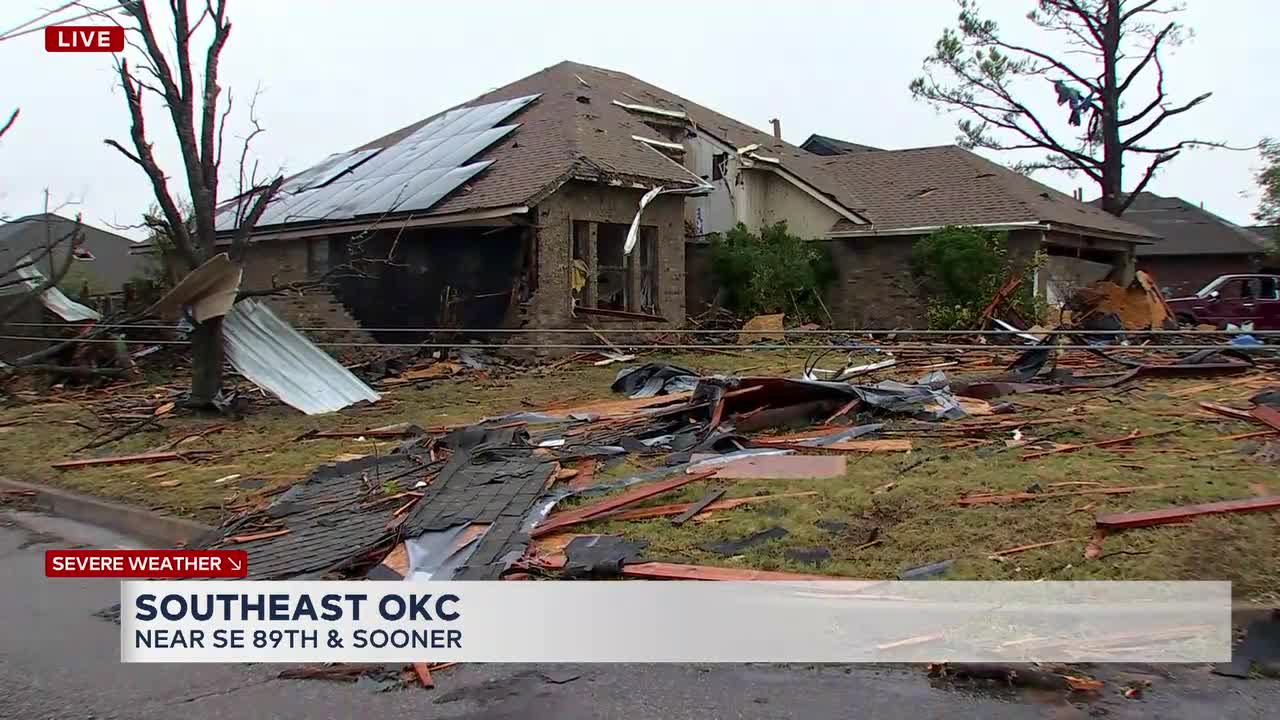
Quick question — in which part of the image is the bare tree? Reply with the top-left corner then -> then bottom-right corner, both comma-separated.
911,0 -> 1241,216
103,0 -> 283,407
0,114 -> 84,324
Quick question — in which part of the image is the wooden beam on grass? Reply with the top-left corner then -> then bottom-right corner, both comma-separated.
1096,495 -> 1280,530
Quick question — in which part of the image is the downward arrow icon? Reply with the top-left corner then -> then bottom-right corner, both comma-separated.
229,558 -> 243,572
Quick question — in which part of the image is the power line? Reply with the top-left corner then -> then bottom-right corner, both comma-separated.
3,321 -> 1280,336
0,334 -> 1271,353
0,3 -> 124,43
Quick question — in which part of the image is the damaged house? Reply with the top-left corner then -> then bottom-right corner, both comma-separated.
218,61 -> 1158,337
810,146 -> 1159,326
1092,192 -> 1272,297
216,62 -> 715,343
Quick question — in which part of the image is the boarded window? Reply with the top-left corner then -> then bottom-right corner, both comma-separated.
712,153 -> 727,181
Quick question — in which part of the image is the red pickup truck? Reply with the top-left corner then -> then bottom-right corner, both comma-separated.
1165,274 -> 1280,330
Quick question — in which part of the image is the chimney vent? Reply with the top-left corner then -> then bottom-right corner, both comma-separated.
769,118 -> 781,140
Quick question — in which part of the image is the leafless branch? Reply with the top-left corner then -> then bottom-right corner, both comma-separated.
1115,151 -> 1178,213
0,108 -> 18,140
107,56 -> 195,266
1123,92 -> 1212,148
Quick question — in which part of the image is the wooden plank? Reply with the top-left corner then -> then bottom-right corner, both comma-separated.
52,450 -> 215,469
530,470 -> 716,538
988,538 -> 1078,557
688,454 -> 846,479
568,459 -> 597,491
1250,405 -> 1280,433
1198,401 -> 1257,422
602,491 -> 820,522
619,561 -> 845,581
412,662 -> 435,689
1096,495 -> 1280,530
1168,375 -> 1263,398
1019,428 -> 1178,461
672,488 -> 727,525
227,528 -> 290,544
958,484 -> 1170,506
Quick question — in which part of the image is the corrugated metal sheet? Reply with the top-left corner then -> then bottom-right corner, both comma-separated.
218,94 -> 539,232
223,299 -> 380,414
11,259 -> 101,322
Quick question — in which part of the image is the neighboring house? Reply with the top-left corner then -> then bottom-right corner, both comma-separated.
799,134 -> 882,156
1090,193 -> 1270,297
1249,225 -> 1279,271
0,213 -> 146,294
809,146 -> 1157,326
215,60 -> 1156,335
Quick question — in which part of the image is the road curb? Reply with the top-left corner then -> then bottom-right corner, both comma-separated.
0,477 -> 213,548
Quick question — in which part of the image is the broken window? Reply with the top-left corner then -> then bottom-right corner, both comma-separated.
712,153 -> 727,181
637,227 -> 657,313
572,221 -> 659,313
596,224 -> 628,310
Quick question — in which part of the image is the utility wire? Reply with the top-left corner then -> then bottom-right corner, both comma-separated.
0,3 -> 123,42
0,334 -> 1272,353
4,321 -> 1280,336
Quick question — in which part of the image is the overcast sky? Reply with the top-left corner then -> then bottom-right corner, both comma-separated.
1,0 -> 1275,238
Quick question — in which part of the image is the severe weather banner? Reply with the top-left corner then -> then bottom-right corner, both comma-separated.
121,580 -> 1232,663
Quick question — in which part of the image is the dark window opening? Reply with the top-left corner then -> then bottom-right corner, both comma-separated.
596,223 -> 627,310
712,152 -> 727,181
573,221 -> 659,314
638,227 -> 657,313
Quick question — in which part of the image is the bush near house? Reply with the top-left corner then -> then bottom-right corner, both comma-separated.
911,225 -> 1044,330
709,221 -> 834,324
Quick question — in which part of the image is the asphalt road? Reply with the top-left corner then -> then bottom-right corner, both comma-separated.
1,507 -> 1277,719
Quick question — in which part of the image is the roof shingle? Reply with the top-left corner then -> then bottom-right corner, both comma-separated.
817,146 -> 1157,240
1097,192 -> 1269,256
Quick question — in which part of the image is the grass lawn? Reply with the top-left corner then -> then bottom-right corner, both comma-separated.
2,349 -> 1277,601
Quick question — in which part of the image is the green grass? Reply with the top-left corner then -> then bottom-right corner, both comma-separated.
2,351 -> 1276,600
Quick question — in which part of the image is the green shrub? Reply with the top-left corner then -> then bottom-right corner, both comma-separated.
911,225 -> 1044,330
709,221 -> 834,323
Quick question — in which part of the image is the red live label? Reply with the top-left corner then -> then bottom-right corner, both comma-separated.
45,25 -> 124,53
45,550 -> 248,578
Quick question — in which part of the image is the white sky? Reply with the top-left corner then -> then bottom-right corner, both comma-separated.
1,0 -> 1276,238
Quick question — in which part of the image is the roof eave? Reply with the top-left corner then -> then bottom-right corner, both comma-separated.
826,221 -> 1046,238
212,204 -> 532,244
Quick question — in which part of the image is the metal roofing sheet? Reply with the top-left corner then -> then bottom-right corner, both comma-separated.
218,94 -> 539,231
222,299 -> 380,415
11,259 -> 101,322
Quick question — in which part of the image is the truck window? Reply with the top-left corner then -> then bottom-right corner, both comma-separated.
1260,277 -> 1279,300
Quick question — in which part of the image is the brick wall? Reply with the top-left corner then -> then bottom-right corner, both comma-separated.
530,182 -> 685,328
238,240 -> 377,352
827,229 -> 1043,329
1137,254 -> 1262,297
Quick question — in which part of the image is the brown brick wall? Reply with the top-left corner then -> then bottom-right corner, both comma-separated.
238,240 -> 377,352
530,182 -> 685,328
1137,254 -> 1262,297
827,229 -> 1042,329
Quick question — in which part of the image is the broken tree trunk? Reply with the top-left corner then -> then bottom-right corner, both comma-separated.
188,316 -> 226,408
